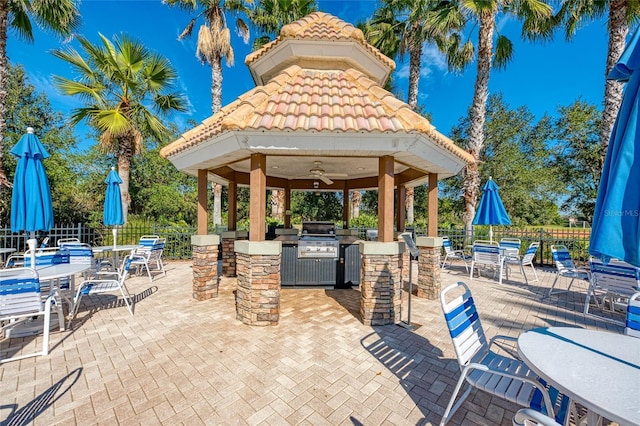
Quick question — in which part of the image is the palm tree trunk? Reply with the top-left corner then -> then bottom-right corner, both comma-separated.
117,151 -> 133,224
598,1 -> 628,175
408,43 -> 422,111
270,189 -> 284,221
351,190 -> 361,219
0,0 -> 10,212
462,9 -> 495,238
211,57 -> 224,228
405,186 -> 414,225
213,183 -> 222,226
211,58 -> 223,113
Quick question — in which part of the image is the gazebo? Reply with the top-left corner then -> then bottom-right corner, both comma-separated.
160,12 -> 473,326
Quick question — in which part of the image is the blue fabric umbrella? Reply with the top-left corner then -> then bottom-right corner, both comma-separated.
10,127 -> 54,234
473,177 -> 512,242
103,167 -> 124,247
590,28 -> 640,267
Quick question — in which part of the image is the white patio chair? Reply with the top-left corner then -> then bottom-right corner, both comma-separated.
441,236 -> 470,272
56,237 -> 80,246
626,292 -> 640,338
499,237 -> 521,258
0,267 -> 64,363
68,254 -> 135,327
513,408 -> 562,426
130,237 -> 166,282
548,245 -> 589,297
587,258 -> 640,324
505,242 -> 540,285
440,282 -> 570,426
470,240 -> 505,284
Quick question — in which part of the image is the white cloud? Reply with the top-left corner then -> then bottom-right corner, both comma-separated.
394,43 -> 448,81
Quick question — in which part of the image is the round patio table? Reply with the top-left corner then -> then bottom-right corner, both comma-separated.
517,326 -> 640,426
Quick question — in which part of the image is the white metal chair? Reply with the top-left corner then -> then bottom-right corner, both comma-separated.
587,258 -> 640,325
505,242 -> 540,285
470,241 -> 505,284
548,245 -> 589,297
441,236 -> 470,272
0,267 -> 64,363
56,237 -> 80,246
513,408 -> 562,426
130,237 -> 166,282
440,282 -> 570,426
68,254 -> 135,327
499,237 -> 521,258
626,292 -> 640,338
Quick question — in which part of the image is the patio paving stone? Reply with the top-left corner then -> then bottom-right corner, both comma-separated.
0,259 -> 626,425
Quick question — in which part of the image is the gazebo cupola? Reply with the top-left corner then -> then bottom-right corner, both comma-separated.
245,12 -> 395,87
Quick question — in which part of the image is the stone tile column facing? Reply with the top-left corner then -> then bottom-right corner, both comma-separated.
235,240 -> 282,326
359,241 -> 405,326
191,235 -> 220,300
221,231 -> 248,277
416,236 -> 442,300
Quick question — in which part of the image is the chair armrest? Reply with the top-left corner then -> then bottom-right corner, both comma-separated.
489,335 -> 519,357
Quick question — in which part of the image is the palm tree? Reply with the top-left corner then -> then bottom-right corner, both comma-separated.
247,0 -> 316,221
432,0 -> 552,237
165,0 -> 251,227
0,0 -> 80,203
552,1 -> 640,174
52,34 -> 188,222
248,0 -> 317,50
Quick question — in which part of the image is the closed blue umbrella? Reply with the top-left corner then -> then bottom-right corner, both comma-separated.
590,28 -> 640,267
10,127 -> 54,234
103,167 -> 124,247
473,177 -> 512,242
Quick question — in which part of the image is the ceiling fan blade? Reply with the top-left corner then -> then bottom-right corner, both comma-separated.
319,175 -> 333,185
324,173 -> 348,178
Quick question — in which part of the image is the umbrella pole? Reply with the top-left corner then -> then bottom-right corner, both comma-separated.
27,234 -> 37,269
112,227 -> 118,249
489,226 -> 493,243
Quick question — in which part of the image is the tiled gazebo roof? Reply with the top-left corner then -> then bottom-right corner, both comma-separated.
160,65 -> 472,164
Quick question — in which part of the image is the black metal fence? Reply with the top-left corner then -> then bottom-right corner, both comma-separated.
1,223 -> 591,266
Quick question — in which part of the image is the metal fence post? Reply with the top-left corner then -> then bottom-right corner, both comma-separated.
539,228 -> 545,266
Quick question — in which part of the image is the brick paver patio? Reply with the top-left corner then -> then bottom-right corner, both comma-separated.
1,260 -> 624,425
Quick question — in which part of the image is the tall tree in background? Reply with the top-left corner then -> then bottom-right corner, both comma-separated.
52,34 -> 188,222
248,0 -> 316,222
166,0 -> 251,226
248,0 -> 317,50
0,0 -> 80,213
552,1 -> 640,171
432,0 -> 553,237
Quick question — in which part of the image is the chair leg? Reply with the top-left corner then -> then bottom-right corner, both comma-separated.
529,264 -> 539,283
42,300 -> 52,356
469,262 -> 475,280
548,275 -> 561,297
462,259 -> 469,273
440,373 -> 473,426
119,283 -> 134,316
441,254 -> 449,269
521,264 -> 528,285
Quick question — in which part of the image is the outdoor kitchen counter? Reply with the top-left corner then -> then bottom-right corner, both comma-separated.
277,239 -> 361,287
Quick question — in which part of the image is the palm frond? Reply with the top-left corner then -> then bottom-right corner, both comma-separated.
30,0 -> 81,37
178,19 -> 197,40
492,34 -> 513,70
154,93 -> 190,113
8,5 -> 34,42
221,28 -> 234,66
196,24 -> 215,64
235,18 -> 250,44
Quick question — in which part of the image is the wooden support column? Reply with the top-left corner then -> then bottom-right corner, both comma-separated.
228,181 -> 237,231
396,184 -> 406,232
197,169 -> 208,235
378,156 -> 394,242
250,154 -> 266,241
428,173 -> 438,237
343,187 -> 350,229
284,185 -> 291,228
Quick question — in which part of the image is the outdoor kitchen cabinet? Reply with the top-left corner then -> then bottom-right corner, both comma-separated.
295,258 -> 337,285
280,244 -> 298,286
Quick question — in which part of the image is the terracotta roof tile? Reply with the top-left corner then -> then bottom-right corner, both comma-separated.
160,65 -> 473,164
245,12 -> 395,72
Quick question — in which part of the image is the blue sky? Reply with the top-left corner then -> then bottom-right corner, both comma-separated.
8,0 -> 611,150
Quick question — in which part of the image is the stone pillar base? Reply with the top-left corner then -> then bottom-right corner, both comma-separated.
221,231 -> 248,277
416,236 -> 443,299
235,241 -> 282,326
359,241 -> 405,326
191,235 -> 221,300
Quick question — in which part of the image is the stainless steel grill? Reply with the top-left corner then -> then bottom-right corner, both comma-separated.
299,222 -> 338,258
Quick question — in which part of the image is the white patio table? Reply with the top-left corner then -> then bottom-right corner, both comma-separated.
517,326 -> 640,426
92,244 -> 140,270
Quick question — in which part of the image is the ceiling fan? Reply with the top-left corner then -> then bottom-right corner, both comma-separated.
300,161 -> 348,185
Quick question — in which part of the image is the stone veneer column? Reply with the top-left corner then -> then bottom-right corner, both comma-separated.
221,231 -> 248,277
235,240 -> 282,326
191,234 -> 220,300
416,236 -> 442,299
359,241 -> 405,326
